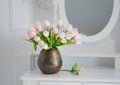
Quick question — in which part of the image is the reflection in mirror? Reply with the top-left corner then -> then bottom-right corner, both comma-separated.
65,0 -> 113,36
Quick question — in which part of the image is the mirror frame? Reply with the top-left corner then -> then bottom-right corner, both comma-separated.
58,0 -> 120,43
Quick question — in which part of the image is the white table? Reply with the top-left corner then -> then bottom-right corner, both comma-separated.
21,67 -> 120,85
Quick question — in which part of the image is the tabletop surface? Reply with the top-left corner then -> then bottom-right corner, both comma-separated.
21,67 -> 120,82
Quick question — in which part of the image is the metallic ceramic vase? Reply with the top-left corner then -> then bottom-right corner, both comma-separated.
37,47 -> 62,74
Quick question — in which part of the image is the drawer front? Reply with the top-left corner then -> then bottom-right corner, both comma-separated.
84,83 -> 120,85
40,82 -> 82,85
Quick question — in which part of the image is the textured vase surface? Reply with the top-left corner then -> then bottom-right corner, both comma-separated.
37,47 -> 62,74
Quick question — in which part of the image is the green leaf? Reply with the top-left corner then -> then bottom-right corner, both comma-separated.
66,40 -> 73,44
55,38 -> 62,46
76,71 -> 79,75
71,63 -> 79,76
37,32 -> 49,45
46,37 -> 51,45
25,39 -> 33,43
33,44 -> 37,51
71,63 -> 78,72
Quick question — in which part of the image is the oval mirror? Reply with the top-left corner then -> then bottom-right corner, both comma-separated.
58,0 -> 120,42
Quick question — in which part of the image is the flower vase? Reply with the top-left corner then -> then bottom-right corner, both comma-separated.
37,47 -> 62,74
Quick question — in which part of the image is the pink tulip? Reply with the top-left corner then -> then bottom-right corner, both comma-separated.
53,28 -> 58,34
30,30 -> 36,37
61,38 -> 67,44
79,68 -> 86,73
44,20 -> 50,28
57,20 -> 62,27
74,34 -> 81,40
51,25 -> 58,34
59,32 -> 65,39
34,22 -> 42,32
66,33 -> 72,40
68,28 -> 79,38
42,44 -> 48,49
38,41 -> 44,46
34,36 -> 40,42
27,28 -> 37,38
43,31 -> 49,37
66,25 -> 73,32
72,33 -> 82,45
51,24 -> 56,30
38,41 -> 48,49
31,27 -> 37,32
27,31 -> 32,38
70,31 -> 77,38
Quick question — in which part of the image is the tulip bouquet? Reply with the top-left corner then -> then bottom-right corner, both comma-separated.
26,20 -> 82,51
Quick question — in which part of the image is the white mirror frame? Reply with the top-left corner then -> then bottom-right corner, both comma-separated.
58,0 -> 120,43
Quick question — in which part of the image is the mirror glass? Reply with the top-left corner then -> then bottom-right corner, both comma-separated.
65,0 -> 113,36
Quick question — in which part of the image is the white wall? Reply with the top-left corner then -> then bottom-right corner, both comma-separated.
0,0 -> 11,85
0,0 -> 54,85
